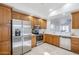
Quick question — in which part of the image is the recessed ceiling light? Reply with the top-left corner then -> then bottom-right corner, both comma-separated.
49,9 -> 53,12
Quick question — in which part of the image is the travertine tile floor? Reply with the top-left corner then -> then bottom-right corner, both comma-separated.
24,43 -> 77,55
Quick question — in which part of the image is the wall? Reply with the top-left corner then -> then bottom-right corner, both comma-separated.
72,29 -> 79,36
45,20 -> 51,33
47,3 -> 79,35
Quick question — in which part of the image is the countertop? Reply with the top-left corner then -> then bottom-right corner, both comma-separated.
44,32 -> 79,38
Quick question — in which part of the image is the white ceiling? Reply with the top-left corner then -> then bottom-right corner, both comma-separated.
5,3 -> 66,19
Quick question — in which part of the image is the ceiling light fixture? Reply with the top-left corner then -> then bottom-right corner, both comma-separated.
49,9 -> 53,12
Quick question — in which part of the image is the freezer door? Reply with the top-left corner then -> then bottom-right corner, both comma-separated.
12,19 -> 23,55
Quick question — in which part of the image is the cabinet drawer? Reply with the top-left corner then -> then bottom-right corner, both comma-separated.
72,44 -> 79,48
71,38 -> 79,45
72,41 -> 79,45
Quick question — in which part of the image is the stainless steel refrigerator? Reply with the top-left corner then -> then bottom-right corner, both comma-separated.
11,19 -> 32,55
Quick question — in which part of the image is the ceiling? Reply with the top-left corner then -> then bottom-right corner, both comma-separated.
5,3 -> 66,19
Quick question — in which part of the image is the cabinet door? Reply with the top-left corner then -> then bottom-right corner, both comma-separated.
52,35 -> 59,46
0,27 -> 1,41
43,34 -> 46,43
72,12 -> 79,29
0,25 -> 10,42
71,38 -> 79,53
33,18 -> 39,26
32,35 -> 36,48
29,17 -> 36,28
3,7 -> 11,24
47,34 -> 51,43
0,5 -> 11,55
0,6 -> 11,24
49,35 -> 53,44
43,34 -> 49,43
39,19 -> 47,29
43,34 -> 48,43
0,6 -> 3,24
42,20 -> 47,29
21,14 -> 29,21
0,41 -> 11,55
12,11 -> 21,19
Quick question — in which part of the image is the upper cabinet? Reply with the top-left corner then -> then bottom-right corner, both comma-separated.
28,16 -> 47,29
12,11 -> 47,29
39,19 -> 47,29
21,14 -> 29,21
72,12 -> 79,29
12,11 -> 29,21
28,16 -> 36,28
32,17 -> 39,26
12,11 -> 21,19
0,5 -> 11,24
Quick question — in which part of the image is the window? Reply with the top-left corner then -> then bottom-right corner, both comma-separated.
60,25 -> 69,32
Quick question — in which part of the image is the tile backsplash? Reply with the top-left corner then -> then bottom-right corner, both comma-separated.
72,29 -> 79,36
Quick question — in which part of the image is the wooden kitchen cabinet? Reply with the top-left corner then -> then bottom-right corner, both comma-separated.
46,34 -> 51,43
0,5 -> 11,24
32,35 -> 36,48
39,19 -> 47,29
12,11 -> 29,21
21,14 -> 29,21
12,11 -> 22,20
51,35 -> 60,46
0,4 -> 11,55
28,16 -> 35,28
71,37 -> 79,54
0,25 -> 10,42
43,20 -> 47,29
41,19 -> 47,29
43,34 -> 50,43
72,12 -> 79,29
28,16 -> 47,29
33,17 -> 39,26
0,41 -> 11,55
28,16 -> 39,29
43,34 -> 59,46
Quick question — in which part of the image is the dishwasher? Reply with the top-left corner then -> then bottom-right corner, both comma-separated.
60,36 -> 71,50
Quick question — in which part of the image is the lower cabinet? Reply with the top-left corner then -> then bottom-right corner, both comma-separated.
0,41 -> 11,55
71,37 -> 79,54
51,35 -> 59,46
43,34 -> 60,47
32,35 -> 36,48
43,34 -> 50,43
43,34 -> 79,54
